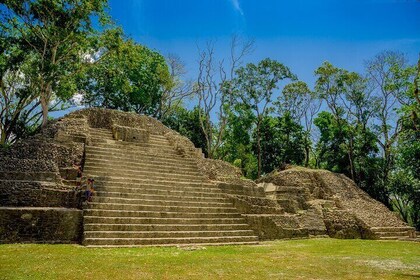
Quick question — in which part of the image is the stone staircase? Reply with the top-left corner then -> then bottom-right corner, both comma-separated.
82,128 -> 259,247
370,226 -> 417,241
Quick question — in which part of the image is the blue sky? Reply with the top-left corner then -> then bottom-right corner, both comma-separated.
106,0 -> 420,88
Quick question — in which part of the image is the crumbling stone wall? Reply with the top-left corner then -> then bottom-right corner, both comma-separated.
0,113 -> 89,243
0,207 -> 82,243
323,209 -> 375,239
0,181 -> 77,208
256,166 -> 412,239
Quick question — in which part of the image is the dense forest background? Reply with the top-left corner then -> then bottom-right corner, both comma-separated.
1,0 -> 419,229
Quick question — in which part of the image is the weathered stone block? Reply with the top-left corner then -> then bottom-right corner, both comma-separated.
112,125 -> 149,143
55,130 -> 87,144
323,209 -> 374,239
243,214 -> 308,240
228,195 -> 283,214
0,207 -> 83,243
217,182 -> 265,197
0,172 -> 60,182
0,181 -> 77,208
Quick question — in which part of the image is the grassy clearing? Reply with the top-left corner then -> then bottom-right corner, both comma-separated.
0,239 -> 419,280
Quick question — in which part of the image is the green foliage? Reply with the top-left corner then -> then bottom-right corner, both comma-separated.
80,38 -> 172,116
162,106 -> 208,156
233,58 -> 296,177
388,116 -> 420,229
389,170 -> 420,230
0,45 -> 43,145
314,111 -> 349,172
0,0 -> 112,127
256,114 -> 305,174
218,103 -> 257,179
277,80 -> 312,120
276,80 -> 320,166
313,111 -> 385,203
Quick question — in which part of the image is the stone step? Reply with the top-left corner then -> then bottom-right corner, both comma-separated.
84,209 -> 242,219
86,145 -> 179,156
84,216 -> 247,225
89,130 -> 113,136
85,144 -> 177,154
85,127 -> 257,247
85,172 -> 206,184
375,231 -> 411,237
272,186 -> 310,193
89,127 -> 112,131
86,202 -> 238,213
85,149 -> 193,164
83,236 -> 259,246
378,236 -> 402,240
84,162 -> 200,174
89,134 -> 113,140
95,182 -> 220,193
91,196 -> 232,208
84,160 -> 199,173
370,226 -> 414,232
83,167 -> 205,181
87,175 -> 208,187
85,142 -> 184,154
149,139 -> 171,145
92,136 -> 174,150
88,140 -> 176,151
89,129 -> 167,141
84,241 -> 259,248
90,176 -> 212,188
84,223 -> 251,232
84,230 -> 255,239
90,128 -> 167,138
95,191 -> 228,203
95,186 -> 225,198
86,154 -> 197,166
395,237 -> 420,242
89,130 -> 168,141
85,159 -> 197,174
85,155 -> 197,169
88,148 -> 178,159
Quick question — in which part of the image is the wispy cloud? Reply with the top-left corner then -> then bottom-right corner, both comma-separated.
230,0 -> 244,15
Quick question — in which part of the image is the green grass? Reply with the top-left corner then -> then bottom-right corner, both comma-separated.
0,239 -> 419,280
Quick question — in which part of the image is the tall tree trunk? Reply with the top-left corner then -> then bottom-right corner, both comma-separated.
383,145 -> 392,185
348,137 -> 355,182
40,95 -> 49,127
0,128 -> 6,146
206,115 -> 212,159
304,143 -> 310,167
257,120 -> 262,178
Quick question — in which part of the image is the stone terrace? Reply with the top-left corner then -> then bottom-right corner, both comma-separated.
0,108 -> 417,245
82,127 -> 258,247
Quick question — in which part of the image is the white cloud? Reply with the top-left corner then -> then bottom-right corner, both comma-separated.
230,0 -> 244,15
71,93 -> 84,107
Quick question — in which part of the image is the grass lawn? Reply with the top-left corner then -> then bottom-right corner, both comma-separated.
0,239 -> 419,280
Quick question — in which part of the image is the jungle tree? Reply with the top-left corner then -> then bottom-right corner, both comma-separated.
233,58 -> 295,178
0,0 -> 112,127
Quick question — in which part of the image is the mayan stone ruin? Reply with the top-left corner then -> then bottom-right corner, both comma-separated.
0,108 -> 416,246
